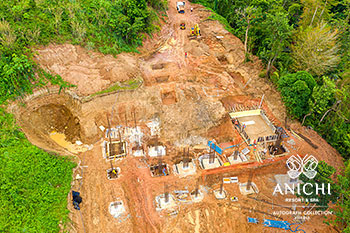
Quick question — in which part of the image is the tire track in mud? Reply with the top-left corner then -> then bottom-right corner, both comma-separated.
136,180 -> 159,233
121,171 -> 159,233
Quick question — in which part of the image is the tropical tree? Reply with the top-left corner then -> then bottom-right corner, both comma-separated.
292,22 -> 340,77
327,162 -> 350,232
278,71 -> 316,119
299,0 -> 338,27
259,11 -> 292,78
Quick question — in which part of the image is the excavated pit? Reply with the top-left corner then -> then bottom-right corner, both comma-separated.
29,104 -> 81,143
10,92 -> 86,154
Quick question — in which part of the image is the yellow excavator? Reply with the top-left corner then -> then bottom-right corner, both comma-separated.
189,24 -> 201,39
180,21 -> 186,30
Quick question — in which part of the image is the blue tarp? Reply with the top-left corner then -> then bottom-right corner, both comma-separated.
248,218 -> 305,232
263,219 -> 291,230
247,217 -> 259,224
264,219 -> 306,233
208,141 -> 223,155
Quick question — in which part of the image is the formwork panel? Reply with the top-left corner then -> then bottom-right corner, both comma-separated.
236,114 -> 274,141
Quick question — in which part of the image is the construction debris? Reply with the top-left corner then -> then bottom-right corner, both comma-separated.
150,163 -> 170,177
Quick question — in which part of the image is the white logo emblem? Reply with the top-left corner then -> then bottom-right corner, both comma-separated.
286,154 -> 318,179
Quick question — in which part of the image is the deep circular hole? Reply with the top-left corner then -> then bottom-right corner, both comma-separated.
28,104 -> 81,143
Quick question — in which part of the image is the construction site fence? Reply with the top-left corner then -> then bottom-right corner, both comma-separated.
257,134 -> 279,143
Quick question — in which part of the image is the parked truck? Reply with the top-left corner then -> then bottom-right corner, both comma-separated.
176,1 -> 185,13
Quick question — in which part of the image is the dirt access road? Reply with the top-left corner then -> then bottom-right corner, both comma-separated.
8,0 -> 344,232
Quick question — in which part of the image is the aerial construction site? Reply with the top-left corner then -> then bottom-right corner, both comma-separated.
8,0 -> 344,232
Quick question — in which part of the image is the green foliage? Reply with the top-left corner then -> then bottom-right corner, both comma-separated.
291,22 -> 340,77
297,161 -> 339,210
0,52 -> 36,102
258,11 -> 293,76
207,11 -> 235,34
327,161 -> 350,232
90,78 -> 142,97
0,50 -> 75,105
0,109 -> 76,232
278,71 -> 316,118
304,77 -> 350,159
309,76 -> 337,116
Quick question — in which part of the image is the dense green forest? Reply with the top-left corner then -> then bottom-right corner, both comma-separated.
0,0 -> 166,231
191,0 -> 350,231
0,109 -> 76,232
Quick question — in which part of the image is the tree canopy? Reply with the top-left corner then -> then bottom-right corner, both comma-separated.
278,71 -> 316,118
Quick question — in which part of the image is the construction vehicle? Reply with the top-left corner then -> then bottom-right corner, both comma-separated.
176,2 -> 185,13
180,21 -> 186,30
189,24 -> 201,39
72,191 -> 82,210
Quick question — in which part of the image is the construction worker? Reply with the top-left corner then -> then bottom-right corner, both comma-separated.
241,124 -> 246,133
185,52 -> 188,58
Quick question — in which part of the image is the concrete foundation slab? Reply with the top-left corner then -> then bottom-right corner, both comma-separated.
239,182 -> 259,195
148,146 -> 166,157
150,163 -> 170,177
230,109 -> 276,142
155,194 -> 177,211
173,161 -> 196,177
103,140 -> 127,160
146,119 -> 160,136
199,154 -> 223,169
125,126 -> 143,145
109,200 -> 126,218
213,189 -> 227,200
